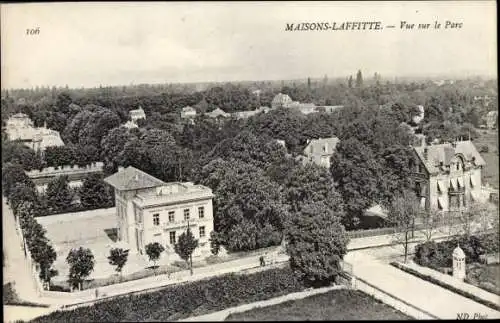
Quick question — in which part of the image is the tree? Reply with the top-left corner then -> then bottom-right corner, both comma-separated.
108,248 -> 129,279
8,182 -> 39,216
66,247 -> 95,291
386,190 -> 420,263
145,242 -> 164,274
175,225 -> 199,275
80,173 -> 113,209
286,201 -> 349,287
2,163 -> 33,200
355,70 -> 363,88
34,241 -> 58,289
45,175 -> 74,213
348,75 -> 353,88
199,158 -> 289,252
420,207 -> 440,243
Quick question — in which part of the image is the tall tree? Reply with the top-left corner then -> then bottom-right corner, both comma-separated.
108,248 -> 129,279
79,173 -> 113,209
347,75 -> 353,88
45,175 -> 74,213
174,225 -> 199,275
286,201 -> 349,287
355,70 -> 363,88
385,190 -> 420,263
66,247 -> 95,290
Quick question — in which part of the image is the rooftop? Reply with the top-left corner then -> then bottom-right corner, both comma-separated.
413,140 -> 486,174
304,137 -> 340,155
134,182 -> 214,207
206,108 -> 230,118
104,166 -> 165,191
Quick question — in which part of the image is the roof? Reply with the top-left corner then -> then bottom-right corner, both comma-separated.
413,140 -> 486,174
303,137 -> 340,156
206,108 -> 230,118
453,245 -> 465,258
182,106 -> 196,112
104,166 -> 165,191
271,93 -> 292,107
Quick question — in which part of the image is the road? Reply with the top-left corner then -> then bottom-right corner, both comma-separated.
2,197 -> 41,303
345,250 -> 500,319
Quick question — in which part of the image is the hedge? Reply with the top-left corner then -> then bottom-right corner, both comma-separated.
390,262 -> 500,311
413,234 -> 495,269
3,283 -> 50,307
30,267 -> 305,322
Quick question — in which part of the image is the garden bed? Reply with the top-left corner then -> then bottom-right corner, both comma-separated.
30,267 -> 305,322
225,289 -> 413,321
465,263 -> 500,295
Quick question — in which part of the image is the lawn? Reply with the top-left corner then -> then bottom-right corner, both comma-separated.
474,129 -> 499,189
466,263 -> 500,295
225,289 -> 413,321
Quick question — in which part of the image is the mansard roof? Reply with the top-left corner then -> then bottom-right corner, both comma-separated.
413,140 -> 486,174
104,166 -> 165,191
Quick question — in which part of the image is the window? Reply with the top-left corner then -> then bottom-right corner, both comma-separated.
184,209 -> 190,221
199,226 -> 206,238
323,144 -> 327,152
168,211 -> 175,223
153,213 -> 160,226
198,206 -> 204,219
169,231 -> 176,244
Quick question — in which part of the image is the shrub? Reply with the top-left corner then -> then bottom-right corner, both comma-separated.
414,234 -> 492,268
479,145 -> 489,153
31,267 -> 304,322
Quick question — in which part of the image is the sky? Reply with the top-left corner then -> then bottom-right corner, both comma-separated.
1,1 -> 497,89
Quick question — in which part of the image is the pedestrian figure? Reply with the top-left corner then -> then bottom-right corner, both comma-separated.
95,288 -> 99,299
259,255 -> 265,267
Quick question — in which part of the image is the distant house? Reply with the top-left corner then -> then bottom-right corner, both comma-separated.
412,105 -> 425,124
233,106 -> 272,119
5,114 -> 64,154
122,120 -> 138,129
271,93 -> 293,109
181,106 -> 197,119
316,105 -> 344,113
129,107 -> 146,122
486,111 -> 498,129
206,108 -> 230,118
302,137 -> 340,168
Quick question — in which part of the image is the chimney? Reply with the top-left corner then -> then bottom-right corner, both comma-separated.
423,147 -> 428,160
134,174 -> 139,181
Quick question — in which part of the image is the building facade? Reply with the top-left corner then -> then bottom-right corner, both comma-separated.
412,140 -> 486,212
486,111 -> 498,129
302,137 -> 340,168
5,114 -> 64,153
181,106 -> 197,119
129,107 -> 146,123
104,167 -> 214,258
271,93 -> 293,109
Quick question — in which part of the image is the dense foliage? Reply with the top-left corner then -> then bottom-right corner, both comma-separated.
3,77 -> 497,254
286,201 -> 349,287
31,266 -> 304,322
414,233 -> 498,269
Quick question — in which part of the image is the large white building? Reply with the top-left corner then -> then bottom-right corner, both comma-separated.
5,113 -> 64,153
104,167 -> 214,258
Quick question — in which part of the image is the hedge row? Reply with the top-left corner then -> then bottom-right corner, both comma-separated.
31,266 -> 305,322
390,262 -> 500,312
3,283 -> 50,308
414,234 -> 495,269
